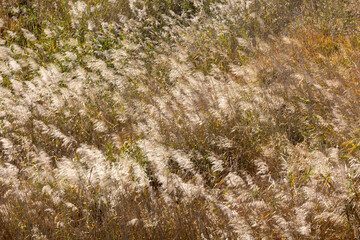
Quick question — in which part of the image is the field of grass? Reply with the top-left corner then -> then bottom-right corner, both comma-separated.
1,0 -> 360,239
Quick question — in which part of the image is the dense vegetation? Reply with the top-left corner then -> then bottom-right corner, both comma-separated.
1,0 -> 360,239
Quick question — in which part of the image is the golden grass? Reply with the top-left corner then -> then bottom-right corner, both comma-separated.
1,0 -> 360,239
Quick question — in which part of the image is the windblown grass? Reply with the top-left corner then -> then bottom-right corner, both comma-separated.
1,0 -> 360,239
